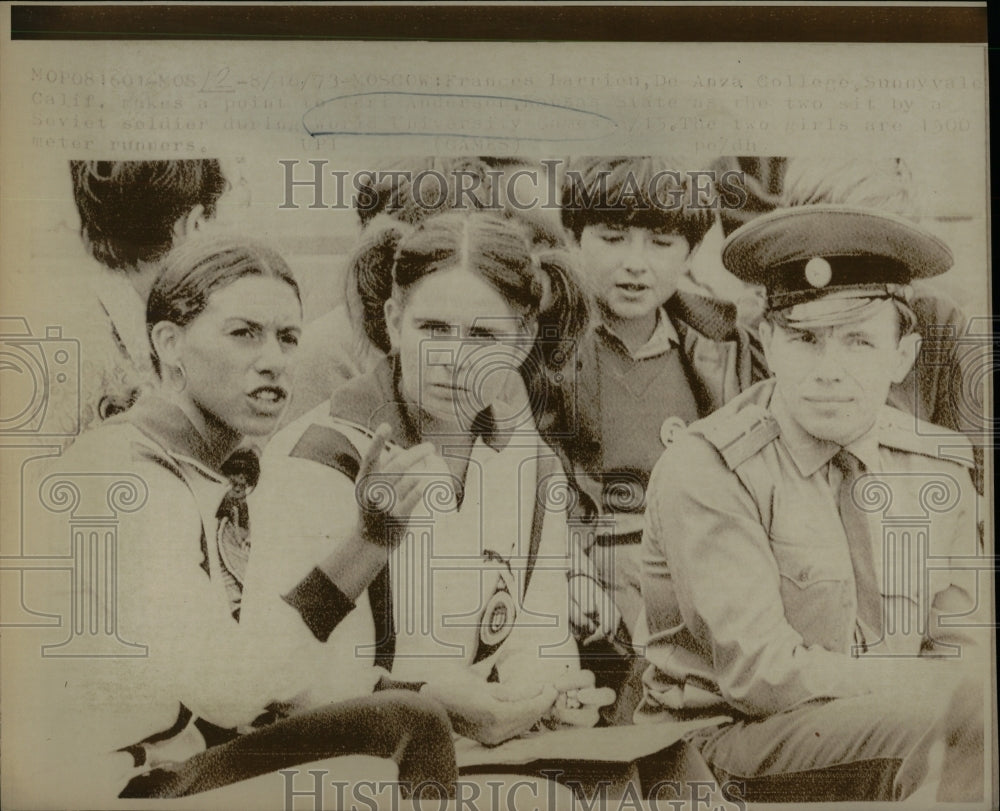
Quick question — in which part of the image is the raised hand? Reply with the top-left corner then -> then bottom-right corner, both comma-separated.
355,423 -> 457,547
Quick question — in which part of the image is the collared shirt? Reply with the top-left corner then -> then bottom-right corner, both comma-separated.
637,378 -> 983,722
573,294 -> 765,534
33,397 -> 342,797
59,265 -> 157,439
92,267 -> 154,379
598,307 -> 680,362
768,385 -> 883,476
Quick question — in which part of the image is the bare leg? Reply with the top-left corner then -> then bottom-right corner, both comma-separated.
121,691 -> 458,799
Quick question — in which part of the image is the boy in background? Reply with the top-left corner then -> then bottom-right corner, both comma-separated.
559,157 -> 765,719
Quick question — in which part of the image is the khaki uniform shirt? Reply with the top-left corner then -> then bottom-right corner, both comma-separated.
638,378 -> 982,721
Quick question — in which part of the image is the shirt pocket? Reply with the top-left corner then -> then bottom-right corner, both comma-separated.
769,535 -> 853,651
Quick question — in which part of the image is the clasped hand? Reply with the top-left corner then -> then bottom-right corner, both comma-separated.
422,669 -> 615,747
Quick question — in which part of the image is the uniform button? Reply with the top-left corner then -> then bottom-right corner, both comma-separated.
798,568 -> 809,582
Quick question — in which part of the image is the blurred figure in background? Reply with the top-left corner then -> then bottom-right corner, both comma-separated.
67,159 -> 229,433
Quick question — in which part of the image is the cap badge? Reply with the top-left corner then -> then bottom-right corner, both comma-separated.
804,257 -> 833,288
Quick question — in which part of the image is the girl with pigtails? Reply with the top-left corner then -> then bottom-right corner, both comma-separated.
243,209 -> 615,748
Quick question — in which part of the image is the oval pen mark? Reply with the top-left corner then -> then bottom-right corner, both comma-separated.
302,92 -> 618,142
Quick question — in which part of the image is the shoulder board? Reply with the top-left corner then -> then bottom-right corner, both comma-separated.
289,423 -> 365,481
693,404 -> 779,470
877,406 -> 975,468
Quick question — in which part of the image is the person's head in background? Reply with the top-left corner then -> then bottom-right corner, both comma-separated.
712,156 -> 787,240
781,156 -> 921,216
70,160 -> 229,298
559,157 -> 716,352
348,209 -> 588,442
353,156 -> 565,247
147,234 -> 302,462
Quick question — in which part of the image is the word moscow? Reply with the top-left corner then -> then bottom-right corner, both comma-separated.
277,159 -> 748,213
280,771 -> 748,811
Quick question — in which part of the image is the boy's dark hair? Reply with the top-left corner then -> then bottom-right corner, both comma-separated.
559,156 -> 717,248
70,160 -> 229,272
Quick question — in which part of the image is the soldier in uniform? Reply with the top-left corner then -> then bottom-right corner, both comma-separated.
637,205 -> 986,802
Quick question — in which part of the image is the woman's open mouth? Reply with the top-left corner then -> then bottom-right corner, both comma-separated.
803,395 -> 853,404
247,386 -> 288,414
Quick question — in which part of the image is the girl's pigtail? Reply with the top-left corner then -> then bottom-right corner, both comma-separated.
525,250 -> 592,475
532,249 -> 591,372
344,214 -> 412,355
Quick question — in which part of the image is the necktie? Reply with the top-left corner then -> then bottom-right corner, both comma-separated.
216,448 -> 260,621
833,449 -> 883,645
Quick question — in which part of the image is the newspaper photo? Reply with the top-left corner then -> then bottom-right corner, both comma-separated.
0,4 -> 994,809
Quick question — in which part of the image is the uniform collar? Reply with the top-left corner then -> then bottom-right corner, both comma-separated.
117,395 -> 230,480
769,386 -> 882,476
329,354 -> 510,452
598,307 -> 679,361
841,428 -> 882,473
